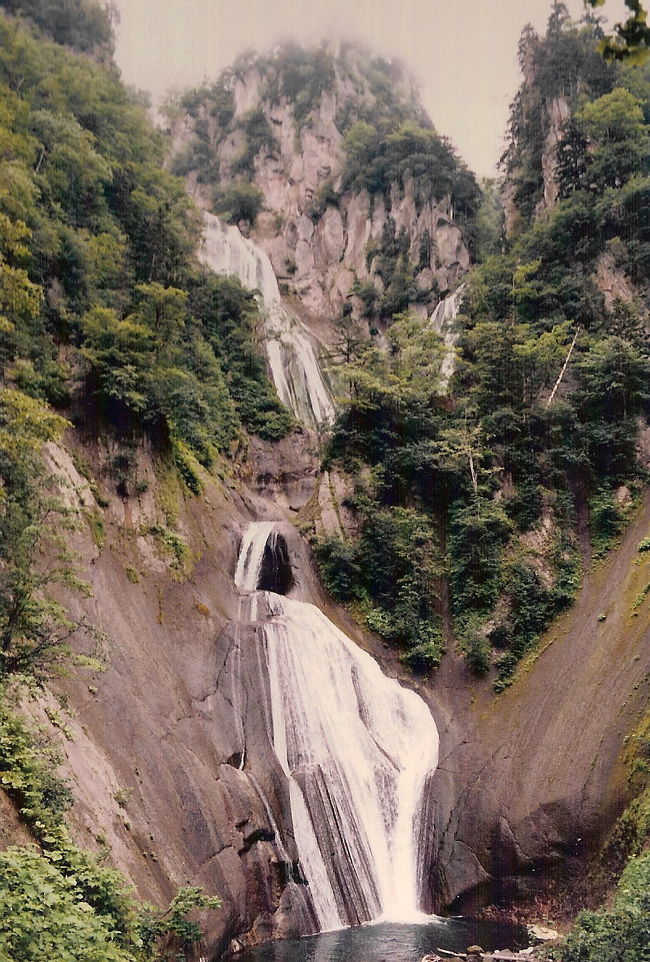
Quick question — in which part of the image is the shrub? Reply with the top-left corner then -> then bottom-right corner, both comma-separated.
589,489 -> 626,558
314,535 -> 360,602
461,617 -> 492,675
399,629 -> 444,673
353,279 -> 379,317
0,846 -> 135,962
231,108 -> 275,176
213,181 -> 264,224
554,853 -> 650,962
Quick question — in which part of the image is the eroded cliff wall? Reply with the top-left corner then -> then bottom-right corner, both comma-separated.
168,44 -> 473,333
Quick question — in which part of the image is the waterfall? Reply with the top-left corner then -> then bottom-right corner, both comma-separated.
429,283 -> 466,389
235,522 -> 278,592
199,213 -> 334,428
235,522 -> 439,931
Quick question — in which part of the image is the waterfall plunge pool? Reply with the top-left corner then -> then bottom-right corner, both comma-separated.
233,918 -> 530,962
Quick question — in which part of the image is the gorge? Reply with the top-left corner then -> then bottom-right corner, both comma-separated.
0,4 -> 648,962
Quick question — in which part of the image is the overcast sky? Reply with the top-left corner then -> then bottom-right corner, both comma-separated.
113,0 -> 628,178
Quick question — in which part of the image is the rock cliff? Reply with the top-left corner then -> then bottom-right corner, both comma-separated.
167,43 -> 474,334
2,34 -> 648,962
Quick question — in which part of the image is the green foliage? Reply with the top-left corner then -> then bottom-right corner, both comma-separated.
80,280 -> 246,464
0,698 -> 72,828
187,272 -> 293,441
308,181 -> 340,221
145,523 -> 191,574
0,698 -> 220,961
0,846 -> 136,962
448,497 -> 512,617
0,390 -> 101,681
553,852 -> 650,962
314,535 -> 360,602
137,887 -> 221,956
231,108 -> 276,177
585,0 -> 650,62
352,279 -> 380,317
0,6 -> 290,471
589,489 -> 628,557
341,118 -> 480,225
270,43 -> 335,126
0,0 -> 114,56
315,499 -> 445,673
503,13 -> 618,225
460,616 -> 492,675
213,180 -> 264,224
474,178 -> 505,261
575,87 -> 649,191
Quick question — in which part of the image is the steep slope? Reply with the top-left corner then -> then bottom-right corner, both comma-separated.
167,43 -> 478,331
425,491 -> 650,913
0,5 -> 648,961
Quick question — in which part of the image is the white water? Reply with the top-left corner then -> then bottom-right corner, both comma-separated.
235,521 -> 278,592
235,523 -> 439,930
199,213 -> 334,428
429,283 -> 466,389
247,772 -> 292,864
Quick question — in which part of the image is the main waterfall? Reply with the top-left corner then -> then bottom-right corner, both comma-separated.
235,523 -> 440,930
199,213 -> 335,429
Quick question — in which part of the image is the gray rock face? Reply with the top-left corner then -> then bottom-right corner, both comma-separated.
169,46 -> 471,333
16,439 -> 649,958
418,492 -> 650,914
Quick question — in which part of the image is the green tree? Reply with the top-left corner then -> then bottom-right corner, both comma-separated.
575,87 -> 650,189
585,0 -> 650,62
131,282 -> 187,358
0,390 -> 96,680
213,180 -> 264,224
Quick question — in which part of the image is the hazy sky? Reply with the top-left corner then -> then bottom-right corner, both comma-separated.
113,0 -> 628,178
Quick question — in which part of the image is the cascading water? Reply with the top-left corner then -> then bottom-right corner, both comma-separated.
199,213 -> 335,428
429,283 -> 466,389
235,522 -> 439,931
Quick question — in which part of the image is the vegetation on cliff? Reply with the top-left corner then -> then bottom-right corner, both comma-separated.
167,42 -> 480,319
0,0 -> 291,468
0,1 -> 298,955
317,4 -> 649,688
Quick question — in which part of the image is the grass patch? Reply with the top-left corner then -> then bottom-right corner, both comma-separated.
84,509 -> 106,550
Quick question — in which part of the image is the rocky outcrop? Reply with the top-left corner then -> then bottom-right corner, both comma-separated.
501,93 -> 570,237
535,96 -> 570,219
169,44 -> 472,332
593,249 -> 638,313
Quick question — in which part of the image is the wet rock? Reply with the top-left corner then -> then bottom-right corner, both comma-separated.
527,924 -> 559,943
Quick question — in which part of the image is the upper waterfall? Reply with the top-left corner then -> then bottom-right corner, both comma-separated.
234,522 -> 440,931
235,522 -> 278,592
429,283 -> 466,389
199,213 -> 335,428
